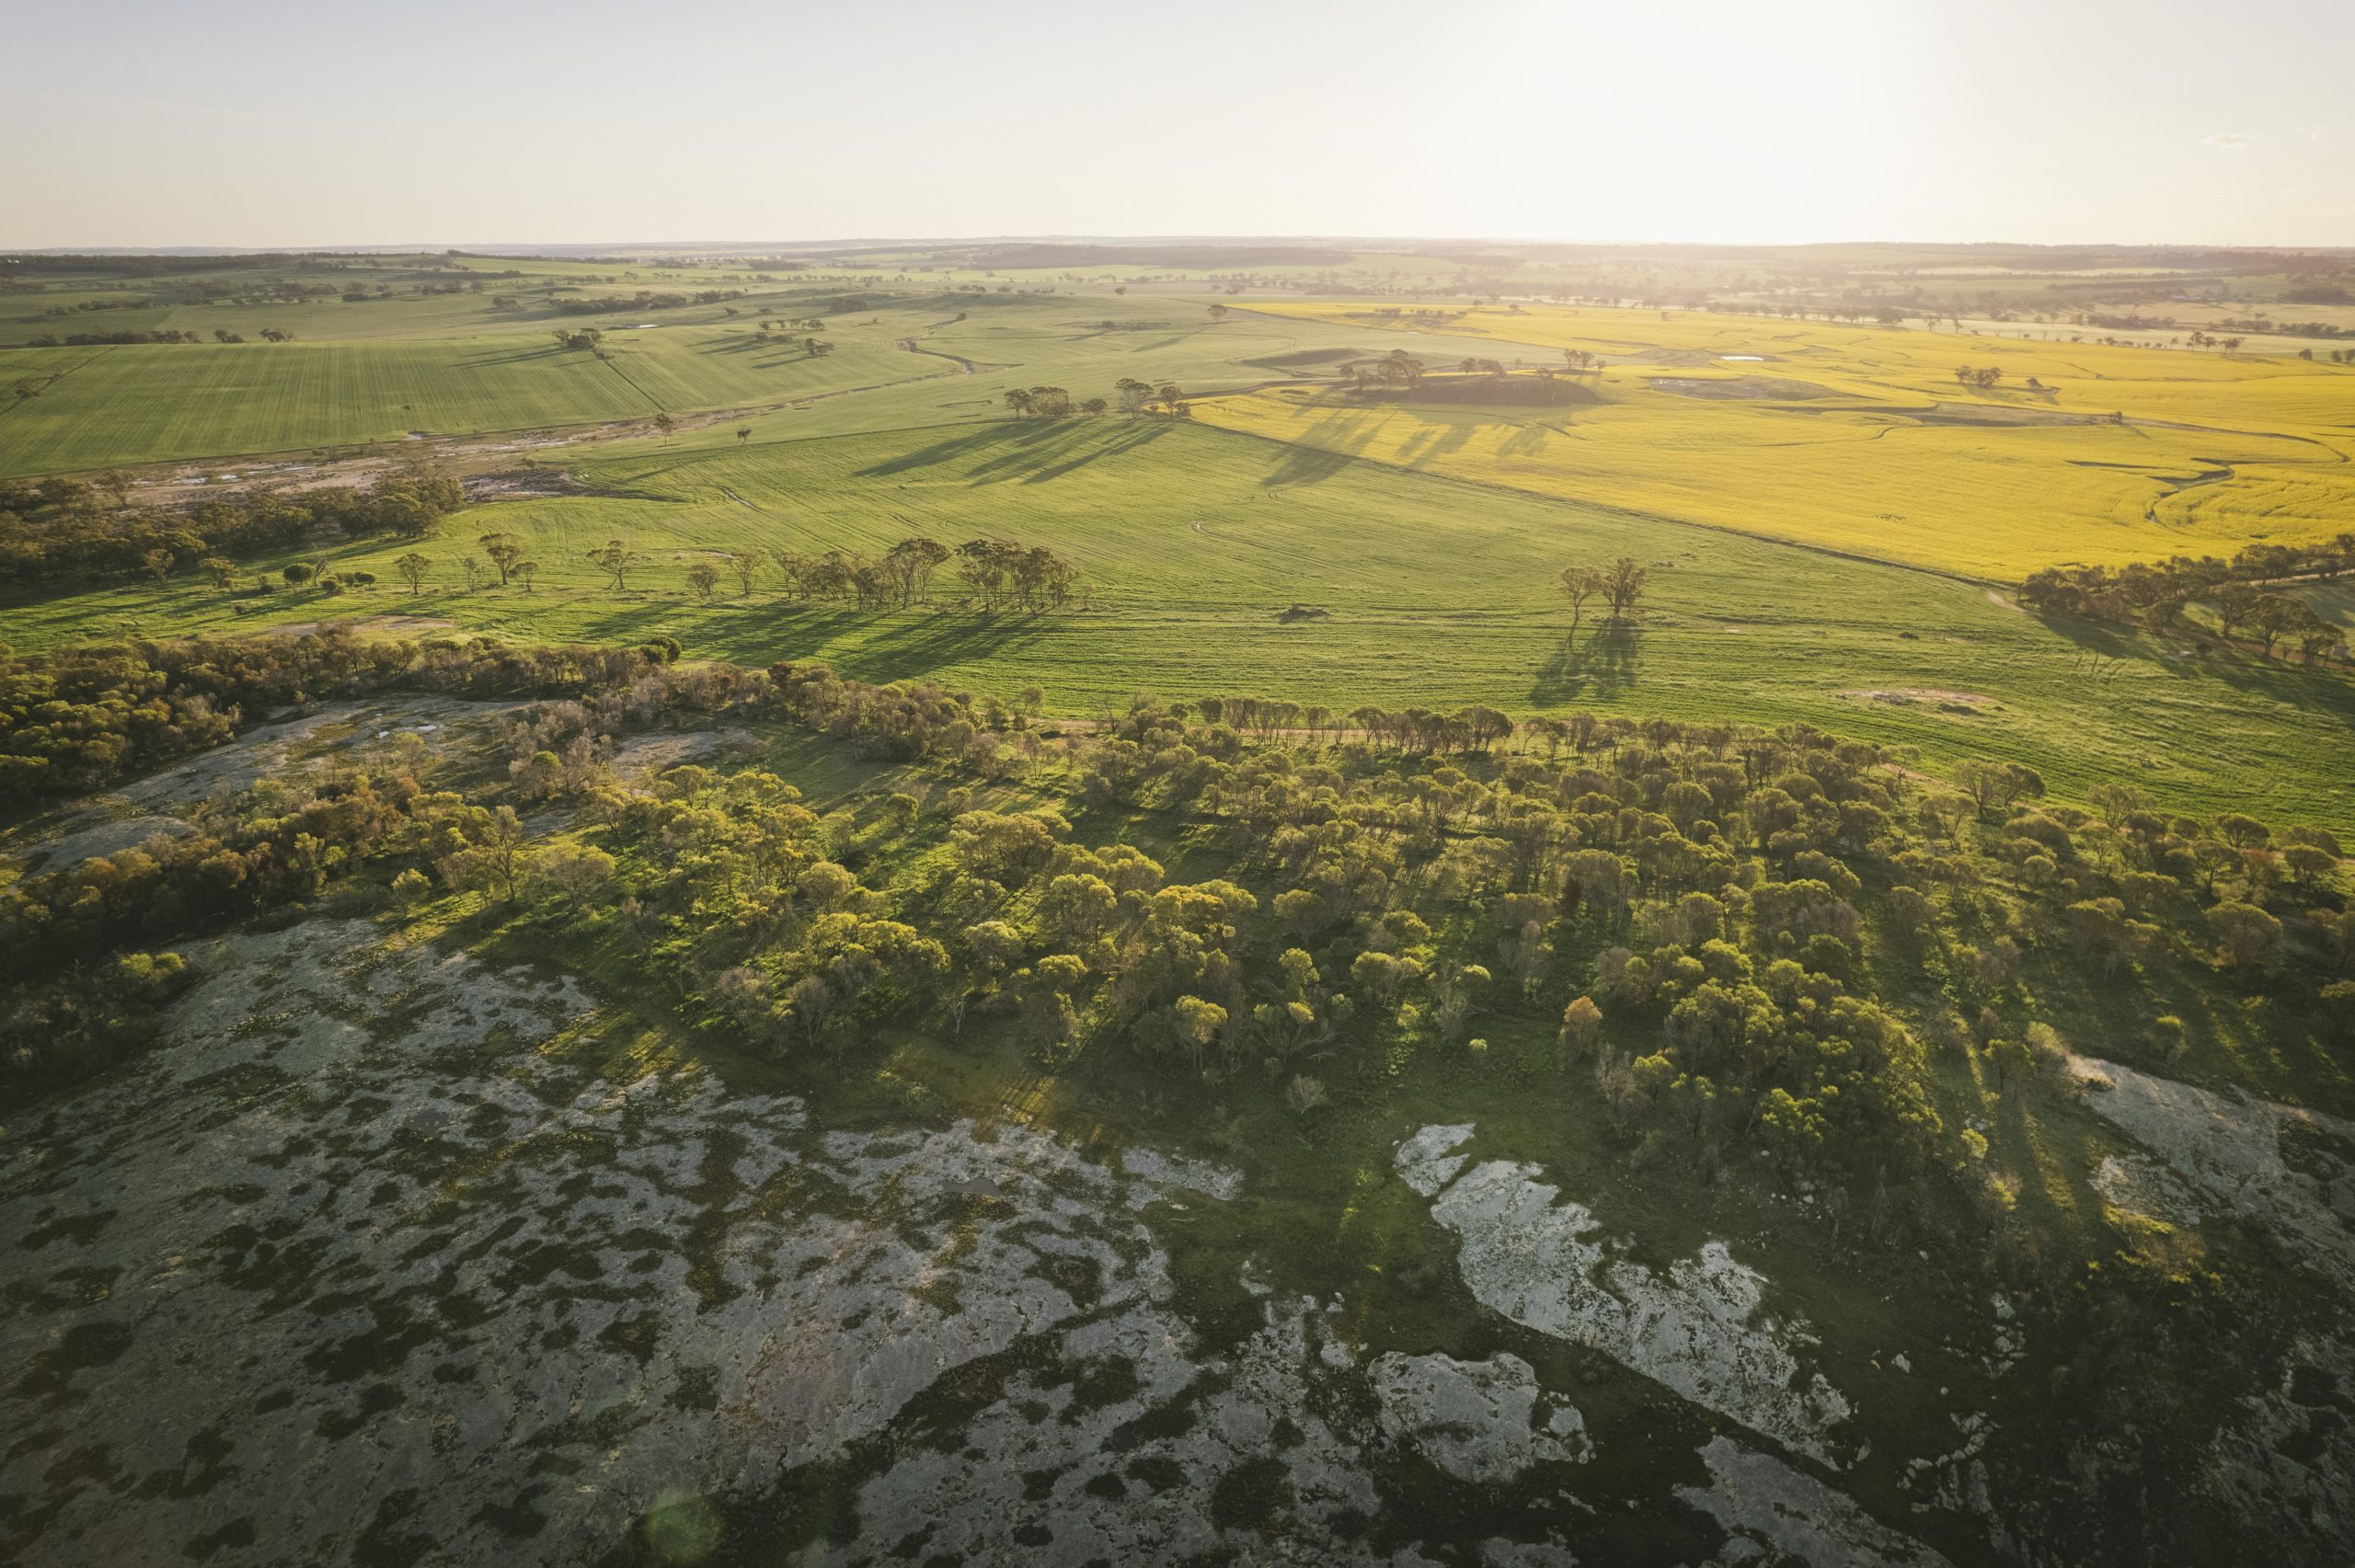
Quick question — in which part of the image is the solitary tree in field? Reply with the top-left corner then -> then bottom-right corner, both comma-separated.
1559,564 -> 1603,630
737,427 -> 752,442
515,560 -> 538,593
652,411 -> 676,438
1208,303 -> 1229,324
686,561 -> 720,602
1601,555 -> 1648,620
588,539 -> 644,589
726,550 -> 759,596
395,553 -> 431,595
479,532 -> 525,586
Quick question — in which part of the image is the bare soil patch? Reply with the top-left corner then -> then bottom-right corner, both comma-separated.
1842,688 -> 1996,707
1648,375 -> 1836,401
1354,374 -> 1600,408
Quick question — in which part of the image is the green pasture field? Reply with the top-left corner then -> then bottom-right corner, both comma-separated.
0,287 -> 1530,477
0,327 -> 937,477
10,412 -> 2352,836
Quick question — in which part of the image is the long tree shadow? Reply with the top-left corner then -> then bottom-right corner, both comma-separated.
1531,622 -> 1641,705
856,419 -> 1175,487
457,345 -> 576,368
855,420 -> 1078,480
1009,423 -> 1170,485
2026,607 -> 2355,729
1259,443 -> 1360,486
837,608 -> 1063,681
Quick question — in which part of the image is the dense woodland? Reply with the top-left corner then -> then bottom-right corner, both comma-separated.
0,470 -> 464,582
7,633 -> 2348,1189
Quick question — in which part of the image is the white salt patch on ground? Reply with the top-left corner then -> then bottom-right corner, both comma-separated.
2069,1055 -> 2355,1293
1679,1435 -> 1953,1567
1120,1145 -> 1243,1204
2089,1152 -> 2204,1227
1398,1127 -> 1851,1464
1370,1351 -> 1589,1482
1396,1123 -> 1476,1196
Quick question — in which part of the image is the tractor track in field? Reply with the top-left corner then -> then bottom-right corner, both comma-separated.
898,337 -> 982,373
0,345 -> 112,425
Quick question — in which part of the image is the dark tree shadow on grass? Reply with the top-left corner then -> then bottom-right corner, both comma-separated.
1531,623 -> 1641,705
854,420 -> 1167,486
573,600 -> 1069,681
2028,609 -> 2355,732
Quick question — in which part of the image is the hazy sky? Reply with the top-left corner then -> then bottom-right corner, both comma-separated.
7,0 -> 2351,249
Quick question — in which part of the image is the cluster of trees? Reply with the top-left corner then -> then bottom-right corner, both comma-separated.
1952,364 -> 2009,389
1002,383 -> 1196,419
550,289 -> 743,315
0,628 -> 719,806
2214,315 -> 2353,342
0,469 -> 463,583
749,320 -> 834,356
1345,349 -> 1430,394
1557,557 -> 1650,628
2020,537 -> 2355,662
551,532 -> 1083,613
1114,378 -> 1191,417
26,328 -> 202,346
1003,386 -> 1101,418
751,535 -> 1080,612
42,297 -> 153,315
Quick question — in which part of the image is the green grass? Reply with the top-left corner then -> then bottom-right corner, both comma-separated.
11,413 -> 2353,836
0,289 -> 1541,479
0,327 -> 940,476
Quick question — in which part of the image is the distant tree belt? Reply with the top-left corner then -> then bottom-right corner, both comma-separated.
0,627 -> 720,807
548,289 -> 743,315
0,470 -> 464,583
22,328 -> 204,346
2020,535 -> 2355,662
0,252 -> 311,278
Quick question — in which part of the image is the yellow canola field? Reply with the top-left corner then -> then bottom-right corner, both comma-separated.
1209,303 -> 2355,578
